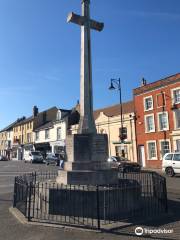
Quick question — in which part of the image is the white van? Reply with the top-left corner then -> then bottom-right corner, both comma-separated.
24,151 -> 44,163
162,152 -> 180,177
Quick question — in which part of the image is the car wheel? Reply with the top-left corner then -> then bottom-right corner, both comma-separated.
165,167 -> 175,177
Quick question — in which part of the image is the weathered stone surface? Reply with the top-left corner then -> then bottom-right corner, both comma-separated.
64,134 -> 109,169
56,1 -> 118,186
56,169 -> 118,185
56,133 -> 119,185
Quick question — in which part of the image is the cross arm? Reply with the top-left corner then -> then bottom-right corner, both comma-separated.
67,12 -> 104,32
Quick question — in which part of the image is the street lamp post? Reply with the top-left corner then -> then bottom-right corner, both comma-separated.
109,78 -> 124,142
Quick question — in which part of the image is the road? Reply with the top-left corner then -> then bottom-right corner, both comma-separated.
0,161 -> 180,240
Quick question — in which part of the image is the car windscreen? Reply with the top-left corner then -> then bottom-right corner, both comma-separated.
32,152 -> 41,156
114,157 -> 120,161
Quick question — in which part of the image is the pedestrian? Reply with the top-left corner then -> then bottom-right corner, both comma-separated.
59,154 -> 64,169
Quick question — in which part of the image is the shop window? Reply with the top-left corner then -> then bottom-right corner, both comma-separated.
115,145 -> 128,158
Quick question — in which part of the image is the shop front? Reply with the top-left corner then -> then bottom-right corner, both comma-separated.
12,144 -> 22,160
34,142 -> 51,158
50,140 -> 66,158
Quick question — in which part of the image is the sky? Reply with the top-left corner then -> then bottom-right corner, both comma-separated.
0,0 -> 180,129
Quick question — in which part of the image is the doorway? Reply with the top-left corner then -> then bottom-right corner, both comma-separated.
138,145 -> 146,167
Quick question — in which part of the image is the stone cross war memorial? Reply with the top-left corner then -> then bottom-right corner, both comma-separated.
12,1 -> 168,230
56,0 -> 118,186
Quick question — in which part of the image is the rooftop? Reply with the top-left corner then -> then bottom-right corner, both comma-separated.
133,73 -> 180,96
13,106 -> 58,127
34,121 -> 54,131
0,118 -> 25,133
94,100 -> 134,119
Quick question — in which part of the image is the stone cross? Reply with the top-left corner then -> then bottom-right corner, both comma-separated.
67,0 -> 104,134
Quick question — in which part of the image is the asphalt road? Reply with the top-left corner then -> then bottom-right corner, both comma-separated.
0,161 -> 180,240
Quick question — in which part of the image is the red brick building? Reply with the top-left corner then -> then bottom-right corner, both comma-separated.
134,73 -> 180,168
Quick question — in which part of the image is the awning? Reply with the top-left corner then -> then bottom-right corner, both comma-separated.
112,141 -> 132,144
34,142 -> 51,151
50,140 -> 65,147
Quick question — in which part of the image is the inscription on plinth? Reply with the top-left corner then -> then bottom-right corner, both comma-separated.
92,135 -> 107,154
65,134 -> 108,165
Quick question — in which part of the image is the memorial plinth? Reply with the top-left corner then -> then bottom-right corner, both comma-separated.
56,134 -> 118,185
56,0 -> 118,186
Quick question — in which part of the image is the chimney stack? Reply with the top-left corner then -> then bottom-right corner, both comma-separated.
33,106 -> 38,117
141,77 -> 147,86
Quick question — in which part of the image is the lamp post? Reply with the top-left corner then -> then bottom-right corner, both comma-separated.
109,78 -> 124,142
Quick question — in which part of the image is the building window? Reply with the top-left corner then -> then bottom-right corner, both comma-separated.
115,145 -> 128,158
119,127 -> 127,140
156,93 -> 166,108
144,96 -> 153,111
147,141 -> 157,160
35,132 -> 39,141
27,133 -> 31,143
57,127 -> 61,140
174,109 -> 180,129
45,129 -> 49,139
173,89 -> 180,104
158,112 -> 169,131
176,139 -> 180,152
56,110 -> 61,121
160,140 -> 170,158
145,114 -> 155,132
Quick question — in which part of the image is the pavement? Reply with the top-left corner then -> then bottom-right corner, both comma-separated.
0,161 -> 180,240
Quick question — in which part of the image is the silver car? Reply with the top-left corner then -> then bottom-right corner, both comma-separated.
45,153 -> 59,166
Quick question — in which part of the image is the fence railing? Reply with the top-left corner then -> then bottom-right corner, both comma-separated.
13,171 -> 168,230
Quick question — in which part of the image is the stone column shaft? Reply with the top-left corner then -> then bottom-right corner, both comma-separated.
78,0 -> 97,134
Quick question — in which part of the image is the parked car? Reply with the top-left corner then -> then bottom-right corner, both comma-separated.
107,156 -> 141,173
24,151 -> 44,163
45,153 -> 59,166
0,155 -> 8,161
162,152 -> 180,177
